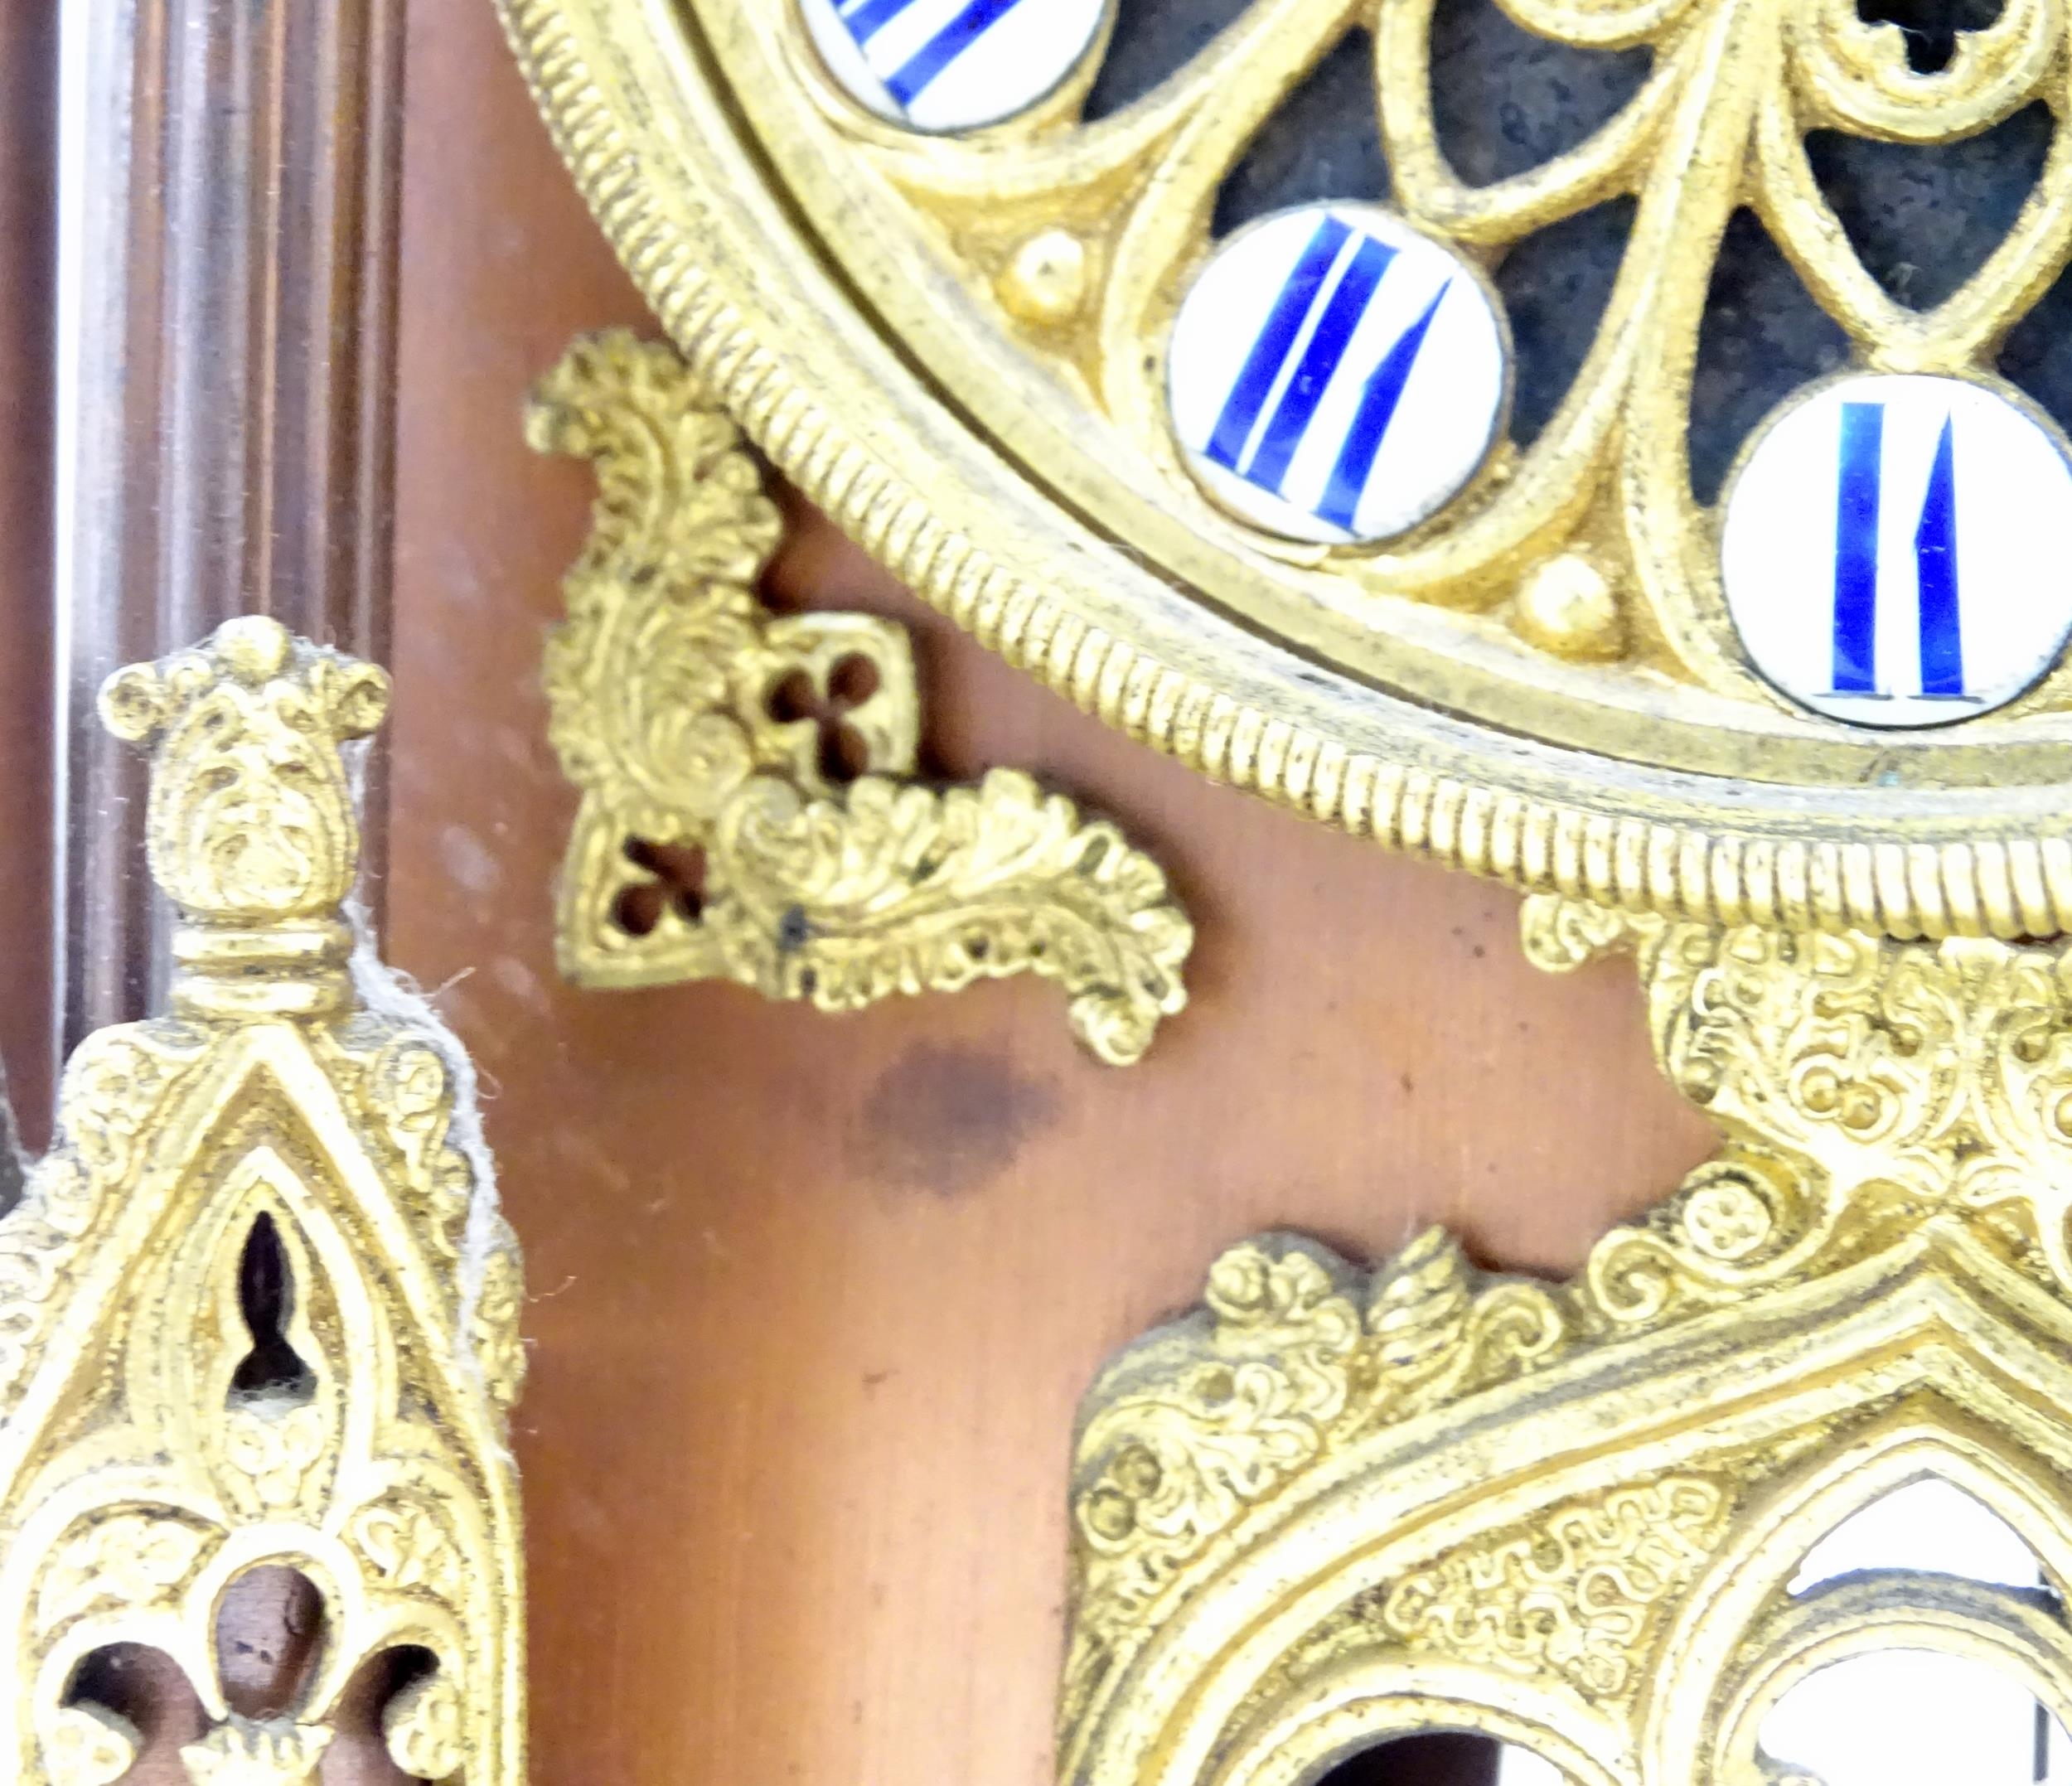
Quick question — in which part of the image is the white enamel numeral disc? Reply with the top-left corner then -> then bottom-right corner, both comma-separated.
801,0 -> 1108,134
1167,204 -> 1510,546
1721,374 -> 2072,728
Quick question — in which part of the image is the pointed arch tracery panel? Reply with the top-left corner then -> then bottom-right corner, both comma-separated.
0,617 -> 525,1785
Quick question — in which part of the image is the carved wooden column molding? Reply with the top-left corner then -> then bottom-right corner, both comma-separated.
58,0 -> 406,1067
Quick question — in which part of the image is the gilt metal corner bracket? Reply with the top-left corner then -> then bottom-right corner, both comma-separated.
528,329 -> 1193,1066
1062,898 -> 2072,1784
0,618 -> 525,1784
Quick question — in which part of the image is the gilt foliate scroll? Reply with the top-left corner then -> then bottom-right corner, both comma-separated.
530,329 -> 1193,1067
1062,905 -> 2072,1785
0,618 -> 525,1784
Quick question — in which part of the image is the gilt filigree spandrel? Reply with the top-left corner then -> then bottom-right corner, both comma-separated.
1063,1230 -> 1569,1723
0,617 -> 525,1784
1531,893 -> 2072,1310
1375,1475 -> 1732,1699
1072,1244 -> 1363,1631
530,329 -> 1192,1066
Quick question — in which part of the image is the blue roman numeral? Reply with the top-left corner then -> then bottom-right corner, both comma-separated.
1830,404 -> 1965,699
1204,217 -> 1449,532
839,0 -> 924,45
835,0 -> 1033,107
1915,419 -> 1963,697
1318,284 -> 1449,532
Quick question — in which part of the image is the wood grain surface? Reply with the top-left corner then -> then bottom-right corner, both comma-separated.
0,0 -> 54,1157
380,7 -> 1716,1784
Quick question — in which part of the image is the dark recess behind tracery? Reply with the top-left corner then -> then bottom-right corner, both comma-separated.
1808,102 -> 2050,313
1498,198 -> 1634,445
1213,31 -> 1389,235
1689,210 -> 1852,506
1857,0 -> 2003,70
1310,1731 -> 1502,1785
2002,259 -> 2072,440
1430,0 -> 1650,186
1084,0 -> 1258,119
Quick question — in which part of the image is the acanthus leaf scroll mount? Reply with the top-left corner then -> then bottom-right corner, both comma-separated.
529,328 -> 1193,1067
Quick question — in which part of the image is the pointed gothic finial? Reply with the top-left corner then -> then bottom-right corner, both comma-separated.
2,618 -> 525,1783
96,615 -> 391,1019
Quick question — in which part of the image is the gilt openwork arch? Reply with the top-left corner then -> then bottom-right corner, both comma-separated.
1061,907 -> 2072,1784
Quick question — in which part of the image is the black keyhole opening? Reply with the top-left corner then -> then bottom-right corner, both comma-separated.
230,1216 -> 315,1403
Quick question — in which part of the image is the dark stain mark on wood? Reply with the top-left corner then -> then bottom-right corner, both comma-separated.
848,1043 -> 1062,1198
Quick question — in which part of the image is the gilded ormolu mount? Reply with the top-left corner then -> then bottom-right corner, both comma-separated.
0,619 -> 525,1784
529,330 -> 1193,1067
1063,901 -> 2072,1784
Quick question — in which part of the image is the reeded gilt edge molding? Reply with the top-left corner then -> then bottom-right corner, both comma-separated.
528,330 -> 1191,1066
1060,897 -> 2072,1784
493,0 -> 2072,944
2,617 -> 525,1784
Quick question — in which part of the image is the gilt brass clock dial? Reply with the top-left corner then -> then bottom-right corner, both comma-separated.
499,0 -> 2072,937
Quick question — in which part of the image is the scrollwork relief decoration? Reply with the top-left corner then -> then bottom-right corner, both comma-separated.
1372,1475 -> 1732,1698
0,617 -> 525,1784
1529,893 -> 2072,1309
530,329 -> 1193,1066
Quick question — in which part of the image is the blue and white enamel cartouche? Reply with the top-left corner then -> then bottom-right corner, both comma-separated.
1167,204 -> 1509,546
801,0 -> 1108,133
1721,375 -> 2072,728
